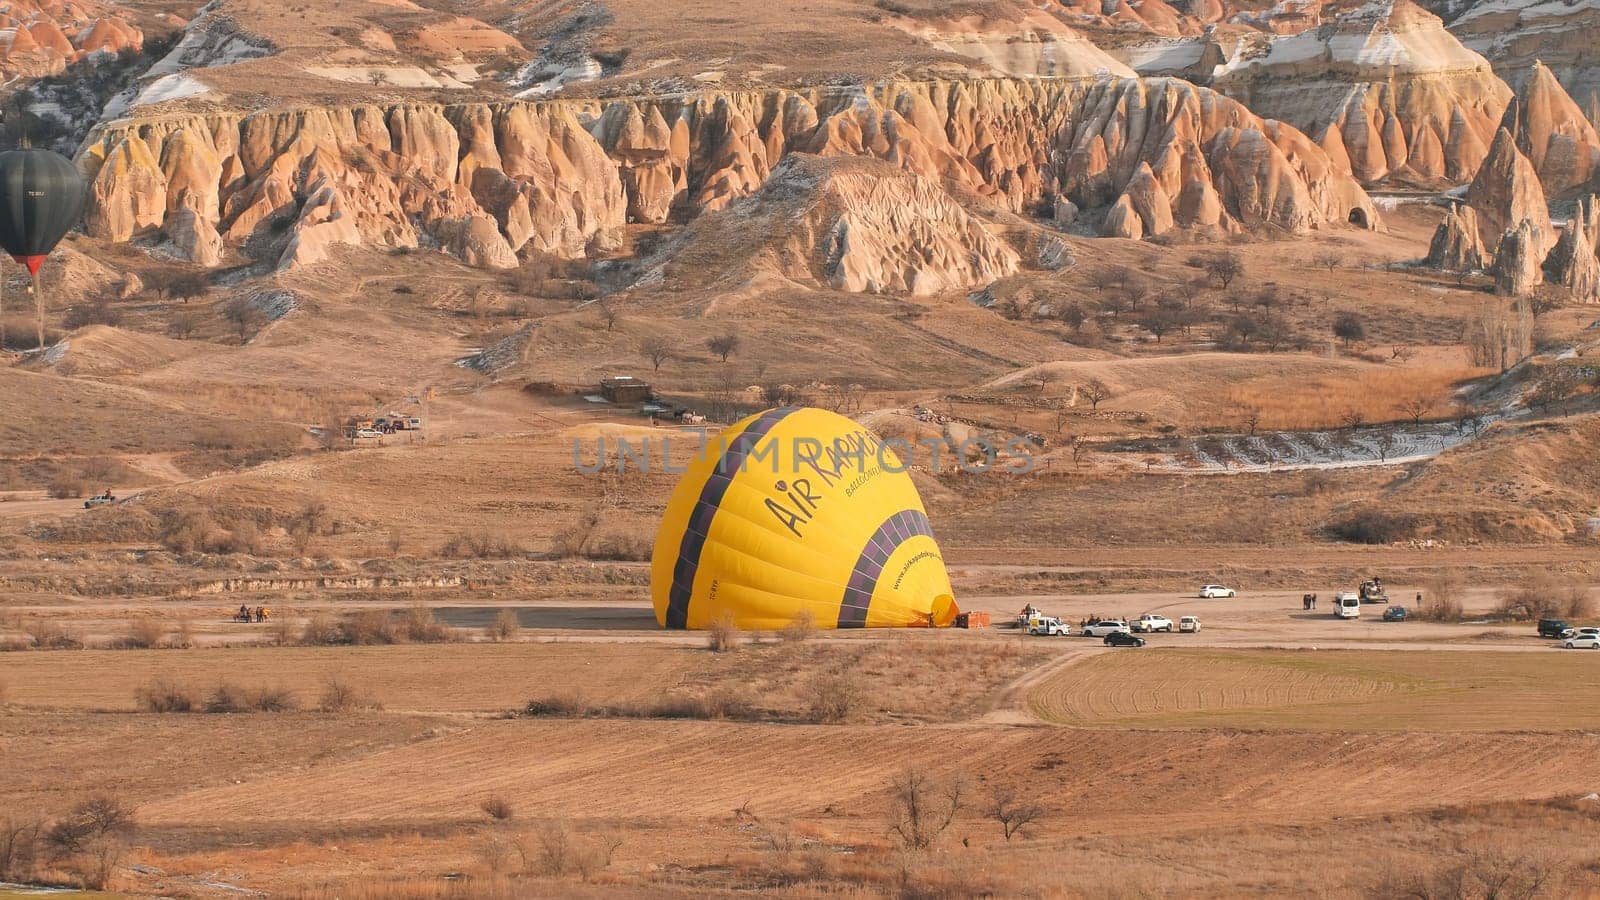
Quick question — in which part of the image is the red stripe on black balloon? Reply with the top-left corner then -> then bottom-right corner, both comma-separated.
663,407 -> 799,629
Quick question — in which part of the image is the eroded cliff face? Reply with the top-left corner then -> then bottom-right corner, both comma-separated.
1211,0 -> 1512,186
77,74 -> 1376,276
766,155 -> 1021,295
0,0 -> 143,80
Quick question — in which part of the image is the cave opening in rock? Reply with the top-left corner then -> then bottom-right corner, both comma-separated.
1348,208 -> 1369,228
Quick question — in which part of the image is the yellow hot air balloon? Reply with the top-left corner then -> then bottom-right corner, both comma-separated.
651,407 -> 958,630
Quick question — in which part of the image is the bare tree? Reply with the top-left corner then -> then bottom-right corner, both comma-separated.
1082,378 -> 1112,410
640,334 -> 672,372
167,311 -> 198,340
985,785 -> 1044,842
1138,307 -> 1180,343
221,297 -> 264,343
1239,405 -> 1262,436
1399,395 -> 1435,425
1204,251 -> 1245,289
1373,430 -> 1396,462
1339,408 -> 1366,431
707,332 -> 740,363
595,296 -> 619,331
1311,250 -> 1343,272
887,771 -> 964,850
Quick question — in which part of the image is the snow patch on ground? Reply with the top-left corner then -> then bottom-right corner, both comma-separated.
305,66 -> 471,88
513,57 -> 602,97
133,73 -> 211,107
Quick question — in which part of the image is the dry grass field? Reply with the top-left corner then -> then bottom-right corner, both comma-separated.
1029,649 -> 1600,730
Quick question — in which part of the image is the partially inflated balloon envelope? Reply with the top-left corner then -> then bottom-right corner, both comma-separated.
651,407 -> 958,630
0,149 -> 87,275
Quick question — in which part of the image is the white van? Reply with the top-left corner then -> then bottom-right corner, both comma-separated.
1334,591 -> 1360,619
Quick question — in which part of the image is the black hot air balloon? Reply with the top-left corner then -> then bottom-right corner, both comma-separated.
0,148 -> 87,277
0,148 -> 87,351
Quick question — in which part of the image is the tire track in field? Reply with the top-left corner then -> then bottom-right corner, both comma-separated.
136,720 -> 1600,836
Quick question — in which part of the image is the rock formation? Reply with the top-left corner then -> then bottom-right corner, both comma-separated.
1465,128 -> 1554,257
0,0 -> 142,80
78,76 -> 1377,270
1543,195 -> 1600,301
886,9 -> 1137,79
1102,163 -> 1174,237
1445,0 -> 1600,113
1492,219 -> 1546,295
1211,1 -> 1512,187
1425,203 -> 1488,271
771,155 -> 1020,295
1500,62 -> 1600,198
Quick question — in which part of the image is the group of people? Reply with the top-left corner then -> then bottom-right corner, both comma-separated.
1302,593 -> 1319,610
235,605 -> 269,623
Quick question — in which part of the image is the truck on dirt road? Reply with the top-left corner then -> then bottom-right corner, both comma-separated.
1027,616 -> 1071,636
1133,614 -> 1174,633
1359,579 -> 1389,604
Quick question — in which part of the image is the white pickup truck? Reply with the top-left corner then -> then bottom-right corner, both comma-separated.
1132,614 -> 1174,633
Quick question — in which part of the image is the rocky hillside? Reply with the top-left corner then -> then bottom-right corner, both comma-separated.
76,74 -> 1377,273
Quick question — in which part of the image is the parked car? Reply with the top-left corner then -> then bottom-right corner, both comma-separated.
1178,616 -> 1201,633
1562,635 -> 1600,649
354,427 -> 384,439
1026,617 -> 1071,636
1538,619 -> 1572,639
1559,626 -> 1600,640
1382,606 -> 1408,622
1081,620 -> 1131,637
1199,585 -> 1236,599
1133,614 -> 1174,633
1104,632 -> 1146,647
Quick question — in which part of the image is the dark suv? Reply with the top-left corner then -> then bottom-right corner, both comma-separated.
1538,619 -> 1571,638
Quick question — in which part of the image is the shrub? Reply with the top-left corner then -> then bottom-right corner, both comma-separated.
136,677 -> 197,712
341,609 -> 397,645
805,673 -> 860,724
318,674 -> 379,713
480,796 -> 514,822
120,617 -> 165,650
1496,574 -> 1595,621
25,620 -> 83,650
524,695 -> 590,717
439,529 -> 524,559
248,684 -> 299,712
487,609 -> 521,642
1328,507 -> 1414,544
203,682 -> 247,713
46,476 -> 88,499
1413,575 -> 1465,622
168,619 -> 195,649
705,613 -> 741,653
779,610 -> 816,643
205,682 -> 298,713
300,613 -> 342,645
399,604 -> 451,643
